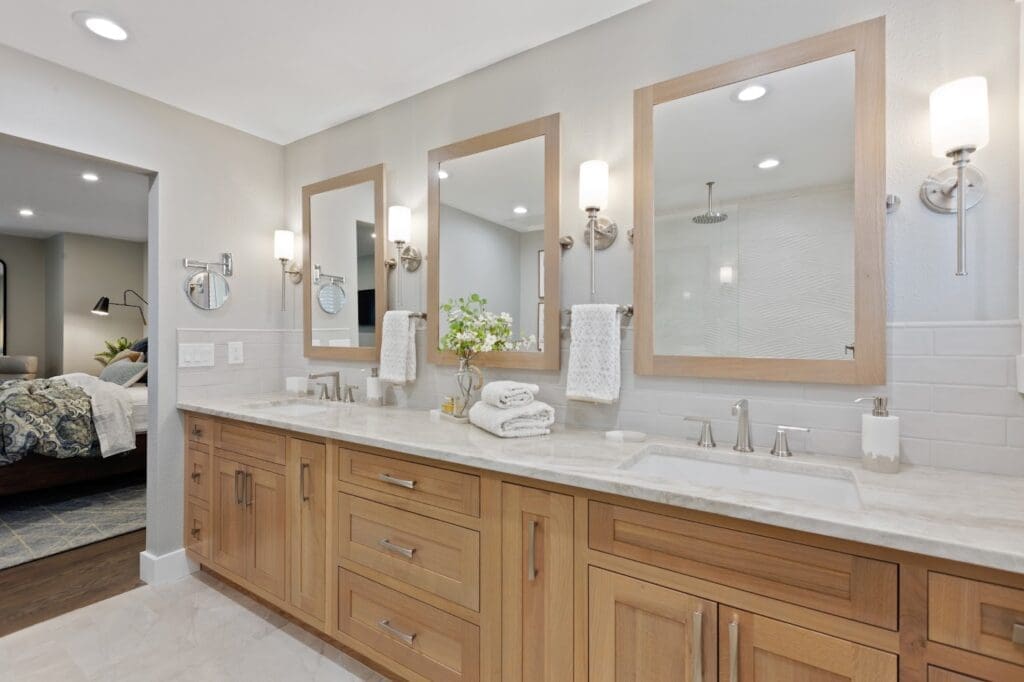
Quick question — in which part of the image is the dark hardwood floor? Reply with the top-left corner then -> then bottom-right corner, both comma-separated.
0,529 -> 145,637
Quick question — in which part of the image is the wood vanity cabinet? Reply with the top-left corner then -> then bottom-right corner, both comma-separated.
287,437 -> 327,620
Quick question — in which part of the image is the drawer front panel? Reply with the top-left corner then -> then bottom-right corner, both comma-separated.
186,414 -> 212,445
338,448 -> 480,517
338,494 -> 480,610
928,667 -> 988,682
185,500 -> 210,558
337,569 -> 480,682
186,447 -> 211,503
589,501 -> 898,629
214,421 -> 286,465
929,572 -> 1024,667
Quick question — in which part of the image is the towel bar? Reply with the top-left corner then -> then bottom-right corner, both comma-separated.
560,304 -> 633,318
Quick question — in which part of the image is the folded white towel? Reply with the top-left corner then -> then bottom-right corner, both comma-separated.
380,311 -> 416,385
481,381 -> 539,409
468,400 -> 555,438
566,304 -> 621,404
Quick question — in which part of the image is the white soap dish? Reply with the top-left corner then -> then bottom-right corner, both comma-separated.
605,430 -> 647,443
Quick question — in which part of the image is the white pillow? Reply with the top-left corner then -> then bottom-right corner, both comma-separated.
99,360 -> 148,387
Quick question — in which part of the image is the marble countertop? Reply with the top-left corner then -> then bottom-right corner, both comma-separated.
178,395 -> 1024,574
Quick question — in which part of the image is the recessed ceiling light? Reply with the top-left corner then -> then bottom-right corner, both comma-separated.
437,170 -> 449,179
82,172 -> 100,182
513,206 -> 528,215
73,11 -> 128,41
736,84 -> 767,102
757,158 -> 781,169
19,208 -> 34,217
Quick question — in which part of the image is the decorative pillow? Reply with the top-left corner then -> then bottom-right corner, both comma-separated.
109,349 -> 142,365
130,338 -> 148,355
99,361 -> 148,387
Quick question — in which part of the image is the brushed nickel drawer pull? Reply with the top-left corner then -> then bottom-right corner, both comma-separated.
191,463 -> 201,482
1013,623 -> 1024,645
379,538 -> 416,559
528,520 -> 538,581
379,473 -> 416,489
245,472 -> 254,507
234,470 -> 244,504
378,619 -> 416,645
728,619 -> 739,682
190,523 -> 201,539
300,462 -> 310,502
692,611 -> 704,682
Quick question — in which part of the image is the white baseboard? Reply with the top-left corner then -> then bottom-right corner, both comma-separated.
139,548 -> 198,585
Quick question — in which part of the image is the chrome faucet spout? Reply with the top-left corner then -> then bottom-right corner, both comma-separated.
732,399 -> 754,453
308,371 -> 342,401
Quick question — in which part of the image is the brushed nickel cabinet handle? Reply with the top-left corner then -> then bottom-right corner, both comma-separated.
190,523 -> 201,539
1013,623 -> 1024,645
234,470 -> 244,505
191,424 -> 203,438
379,473 -> 416,489
728,619 -> 739,682
191,463 -> 201,482
379,538 -> 416,559
692,611 -> 704,682
245,472 -> 254,507
527,520 -> 538,581
300,462 -> 310,502
378,619 -> 416,645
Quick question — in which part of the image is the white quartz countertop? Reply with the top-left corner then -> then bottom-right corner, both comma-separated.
178,395 -> 1024,575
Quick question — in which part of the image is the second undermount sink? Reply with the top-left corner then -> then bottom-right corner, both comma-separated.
619,445 -> 862,511
243,399 -> 332,418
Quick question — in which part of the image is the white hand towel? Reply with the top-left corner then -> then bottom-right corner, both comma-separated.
380,311 -> 416,385
480,381 -> 539,409
468,400 -> 555,438
566,304 -> 621,404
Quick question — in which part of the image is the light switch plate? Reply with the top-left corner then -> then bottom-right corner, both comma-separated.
228,341 -> 244,365
178,343 -> 215,368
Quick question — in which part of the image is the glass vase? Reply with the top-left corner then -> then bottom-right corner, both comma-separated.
453,357 -> 484,418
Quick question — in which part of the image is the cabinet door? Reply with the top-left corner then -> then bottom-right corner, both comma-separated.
287,438 -> 326,620
719,608 -> 897,681
501,483 -> 573,681
248,466 -> 287,600
211,455 -> 247,576
590,568 -> 717,682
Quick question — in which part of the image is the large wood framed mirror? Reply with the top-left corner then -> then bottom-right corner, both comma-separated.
634,18 -> 885,384
302,163 -> 387,361
427,114 -> 561,370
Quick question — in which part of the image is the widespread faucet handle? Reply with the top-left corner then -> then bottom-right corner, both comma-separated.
770,425 -> 810,457
684,417 -> 716,448
731,398 -> 748,415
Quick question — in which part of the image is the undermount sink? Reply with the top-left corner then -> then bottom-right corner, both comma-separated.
243,399 -> 331,418
619,445 -> 862,511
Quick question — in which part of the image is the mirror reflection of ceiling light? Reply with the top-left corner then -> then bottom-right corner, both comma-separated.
757,158 -> 781,170
719,265 -> 734,284
370,232 -> 376,239
513,206 -> 528,215
82,172 -> 99,182
73,12 -> 129,41
18,208 -> 34,217
437,170 -> 449,179
736,84 -> 767,102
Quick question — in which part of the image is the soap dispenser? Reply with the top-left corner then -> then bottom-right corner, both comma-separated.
854,396 -> 900,473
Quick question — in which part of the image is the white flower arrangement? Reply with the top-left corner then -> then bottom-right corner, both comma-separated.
439,294 -> 535,359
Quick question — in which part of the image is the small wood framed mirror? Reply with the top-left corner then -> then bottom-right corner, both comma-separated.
633,19 -> 886,384
302,163 -> 388,361
427,114 -> 562,370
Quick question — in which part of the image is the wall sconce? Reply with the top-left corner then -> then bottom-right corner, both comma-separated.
92,289 -> 148,325
385,205 -> 422,272
920,76 -> 989,276
274,229 -> 302,311
579,160 -> 620,297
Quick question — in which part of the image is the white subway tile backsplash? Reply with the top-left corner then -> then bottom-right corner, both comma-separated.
932,325 -> 1020,357
891,356 -> 1011,387
888,327 -> 934,356
931,385 -> 1024,417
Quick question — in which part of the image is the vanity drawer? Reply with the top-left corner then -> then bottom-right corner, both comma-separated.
186,414 -> 212,445
588,501 -> 898,629
185,500 -> 210,559
338,448 -> 480,517
929,572 -> 1024,666
928,667 -> 988,682
186,447 -> 211,502
214,420 -> 286,465
337,494 -> 480,610
337,569 -> 480,682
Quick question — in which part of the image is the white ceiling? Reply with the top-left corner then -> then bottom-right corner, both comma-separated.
440,136 -> 545,231
0,134 -> 151,241
0,0 -> 649,144
654,52 -> 855,214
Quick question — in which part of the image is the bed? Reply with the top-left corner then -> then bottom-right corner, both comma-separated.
0,380 -> 149,497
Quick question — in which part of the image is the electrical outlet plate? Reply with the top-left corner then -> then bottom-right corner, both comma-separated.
178,343 -> 215,368
228,342 -> 244,365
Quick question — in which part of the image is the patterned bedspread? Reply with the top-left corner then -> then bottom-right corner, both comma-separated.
0,378 -> 100,467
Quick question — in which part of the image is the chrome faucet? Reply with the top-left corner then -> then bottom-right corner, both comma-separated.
308,370 -> 341,401
731,399 -> 754,453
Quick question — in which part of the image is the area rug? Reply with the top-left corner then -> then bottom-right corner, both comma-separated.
0,481 -> 145,570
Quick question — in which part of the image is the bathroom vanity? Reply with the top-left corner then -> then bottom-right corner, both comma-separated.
180,400 -> 1024,682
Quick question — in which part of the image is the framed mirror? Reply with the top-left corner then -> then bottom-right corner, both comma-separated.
427,114 -> 561,370
634,18 -> 885,384
0,259 -> 5,355
302,163 -> 387,361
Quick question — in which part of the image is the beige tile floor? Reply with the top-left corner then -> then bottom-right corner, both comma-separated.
0,571 -> 392,681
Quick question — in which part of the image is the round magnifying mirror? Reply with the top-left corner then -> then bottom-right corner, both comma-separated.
317,282 -> 347,314
185,270 -> 230,310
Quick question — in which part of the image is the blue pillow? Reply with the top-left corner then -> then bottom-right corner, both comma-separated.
130,337 -> 148,354
99,361 -> 148,387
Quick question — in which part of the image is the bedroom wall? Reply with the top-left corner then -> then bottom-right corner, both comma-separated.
0,233 -> 46,369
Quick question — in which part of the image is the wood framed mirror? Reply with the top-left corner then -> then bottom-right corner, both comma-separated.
302,163 -> 387,361
633,18 -> 885,384
427,114 -> 561,370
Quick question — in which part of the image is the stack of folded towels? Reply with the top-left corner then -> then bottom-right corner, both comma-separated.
468,381 -> 555,438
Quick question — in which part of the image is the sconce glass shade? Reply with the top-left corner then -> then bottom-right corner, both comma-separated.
91,296 -> 111,315
579,160 -> 609,211
929,76 -> 989,157
273,229 -> 295,261
719,265 -> 734,285
388,205 -> 412,243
